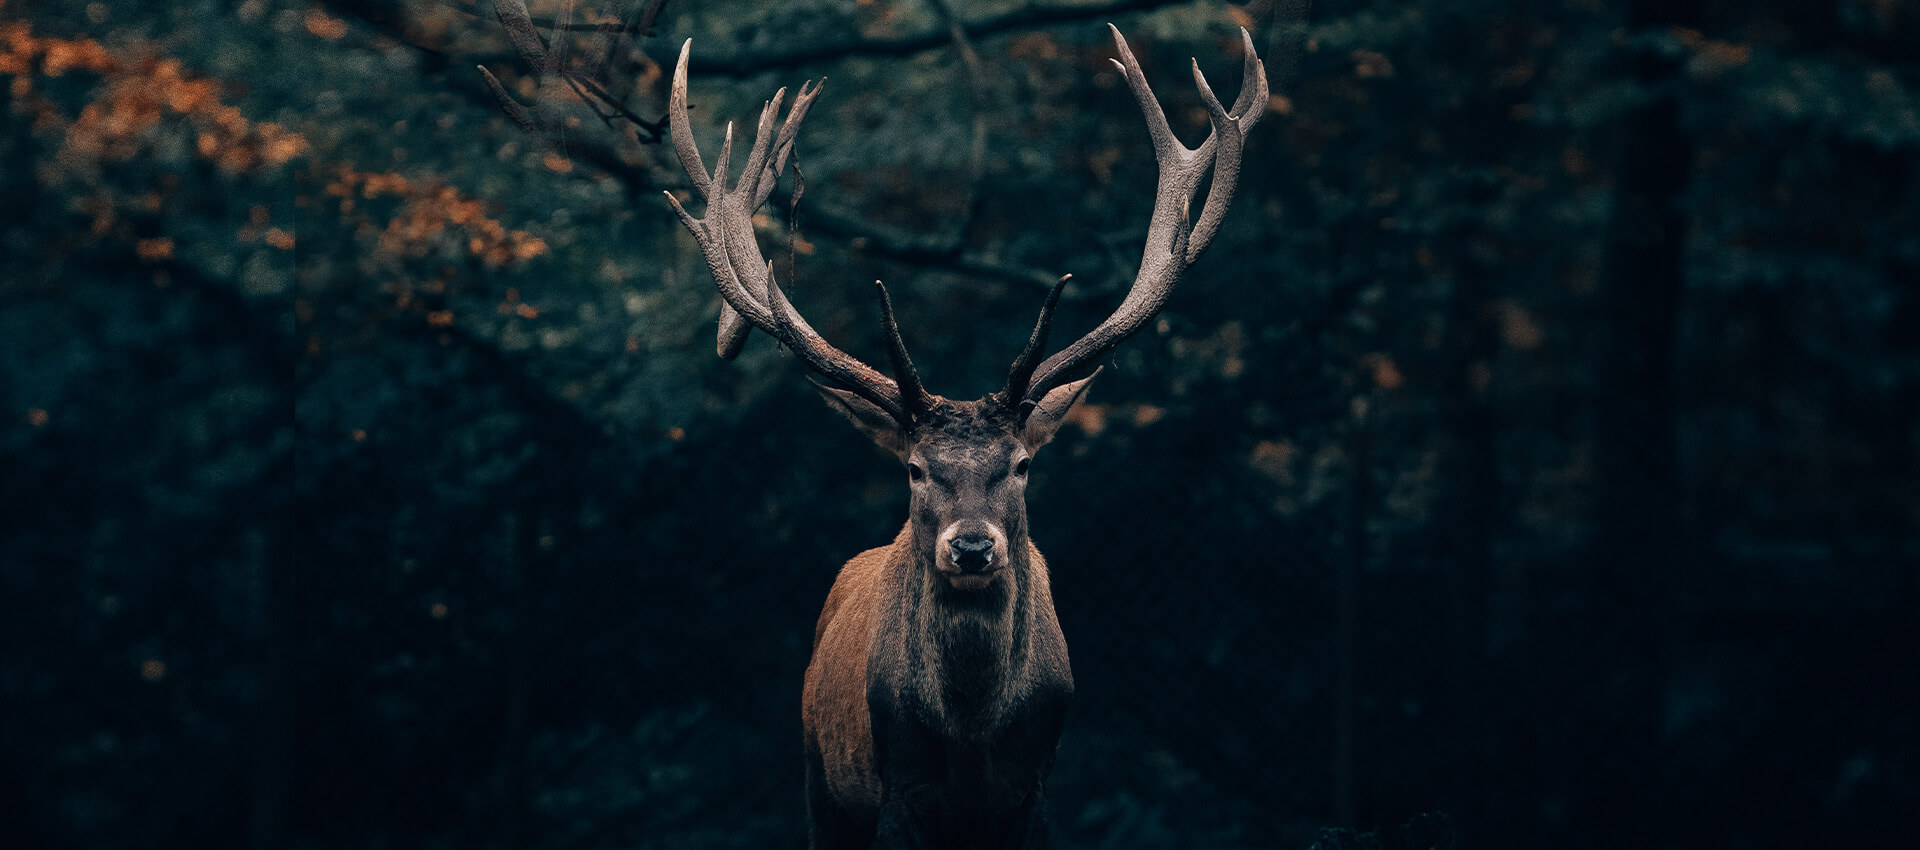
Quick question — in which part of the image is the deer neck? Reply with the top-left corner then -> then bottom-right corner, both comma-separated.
893,519 -> 1044,737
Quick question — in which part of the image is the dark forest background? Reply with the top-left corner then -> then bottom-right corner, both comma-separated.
2,0 -> 1916,847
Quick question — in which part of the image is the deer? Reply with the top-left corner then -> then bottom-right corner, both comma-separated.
661,25 -> 1266,849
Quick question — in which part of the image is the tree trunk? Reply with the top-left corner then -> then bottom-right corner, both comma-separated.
1581,0 -> 1699,839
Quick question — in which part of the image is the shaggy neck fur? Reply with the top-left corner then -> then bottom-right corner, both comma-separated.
893,518 -> 1045,739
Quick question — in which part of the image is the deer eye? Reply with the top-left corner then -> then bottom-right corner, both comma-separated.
908,462 -> 927,482
1013,458 -> 1031,477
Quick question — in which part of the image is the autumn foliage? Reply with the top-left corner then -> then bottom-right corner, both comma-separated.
324,167 -> 548,269
1,2 -> 540,290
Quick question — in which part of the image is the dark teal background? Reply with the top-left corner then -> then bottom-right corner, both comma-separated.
2,0 -> 1915,847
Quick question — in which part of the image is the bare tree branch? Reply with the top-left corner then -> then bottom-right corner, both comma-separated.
759,187 -> 1077,295
923,0 -> 991,256
473,0 -> 668,144
454,0 -> 1190,298
636,0 -> 669,37
515,0 -> 1205,77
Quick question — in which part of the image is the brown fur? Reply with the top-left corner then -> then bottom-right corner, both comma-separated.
797,389 -> 1093,848
801,533 -> 894,811
803,523 -> 1069,808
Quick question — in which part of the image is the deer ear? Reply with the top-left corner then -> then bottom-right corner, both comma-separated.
813,382 -> 909,457
1022,369 -> 1099,450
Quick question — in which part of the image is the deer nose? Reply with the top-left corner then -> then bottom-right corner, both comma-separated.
949,534 -> 995,571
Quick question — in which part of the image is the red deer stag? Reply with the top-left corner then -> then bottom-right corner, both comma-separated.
663,25 -> 1265,849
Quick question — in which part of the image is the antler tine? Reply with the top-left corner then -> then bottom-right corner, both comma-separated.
755,80 -> 825,209
767,263 -> 911,423
1003,274 -> 1071,405
669,41 -> 827,359
663,41 -> 911,423
1107,25 -> 1180,161
712,121 -> 735,192
735,88 -> 786,202
714,88 -> 791,358
1228,28 -> 1268,133
874,281 -> 932,417
1019,26 -> 1267,405
709,91 -> 788,357
1184,33 -> 1267,260
668,40 -> 712,197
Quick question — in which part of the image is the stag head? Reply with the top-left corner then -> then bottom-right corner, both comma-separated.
662,26 -> 1267,583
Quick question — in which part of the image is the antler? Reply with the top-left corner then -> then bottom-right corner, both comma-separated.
662,40 -> 932,426
1009,25 -> 1268,408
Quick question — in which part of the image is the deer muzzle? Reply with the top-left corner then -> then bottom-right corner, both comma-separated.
951,534 -> 995,569
937,522 -> 1008,589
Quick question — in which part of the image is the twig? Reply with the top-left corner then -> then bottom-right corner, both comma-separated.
513,0 -> 1203,77
473,0 -> 668,143
924,0 -> 991,254
762,188 -> 1081,295
462,0 -> 1169,297
636,0 -> 669,37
